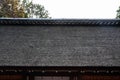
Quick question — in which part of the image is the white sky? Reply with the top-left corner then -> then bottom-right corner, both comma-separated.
33,0 -> 120,19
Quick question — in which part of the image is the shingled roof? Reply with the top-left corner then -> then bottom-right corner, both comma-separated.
0,19 -> 120,66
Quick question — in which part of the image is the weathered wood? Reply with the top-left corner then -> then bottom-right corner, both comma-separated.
0,75 -> 24,80
80,75 -> 120,80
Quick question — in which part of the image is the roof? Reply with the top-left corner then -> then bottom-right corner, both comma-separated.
0,19 -> 120,66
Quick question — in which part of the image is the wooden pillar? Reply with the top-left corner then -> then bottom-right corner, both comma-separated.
77,75 -> 82,80
70,76 -> 78,80
28,76 -> 34,80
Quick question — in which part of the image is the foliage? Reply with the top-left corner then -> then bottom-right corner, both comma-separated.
22,0 -> 49,18
0,0 -> 50,18
33,4 -> 49,18
116,6 -> 120,19
0,0 -> 25,18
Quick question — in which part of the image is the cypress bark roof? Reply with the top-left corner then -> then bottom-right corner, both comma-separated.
0,19 -> 120,66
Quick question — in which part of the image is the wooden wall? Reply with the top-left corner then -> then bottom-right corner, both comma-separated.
0,67 -> 119,80
79,75 -> 120,80
0,75 -> 24,80
0,75 -> 120,80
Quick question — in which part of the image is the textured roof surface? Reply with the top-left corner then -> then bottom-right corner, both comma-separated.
0,25 -> 120,66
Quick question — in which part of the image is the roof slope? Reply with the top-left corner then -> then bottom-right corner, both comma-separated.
0,19 -> 120,66
0,20 -> 120,66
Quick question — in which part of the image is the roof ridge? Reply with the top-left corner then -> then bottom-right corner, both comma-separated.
0,19 -> 120,26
